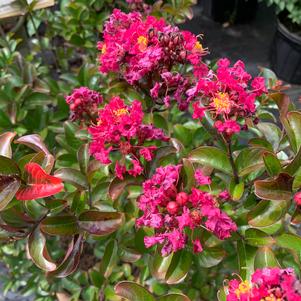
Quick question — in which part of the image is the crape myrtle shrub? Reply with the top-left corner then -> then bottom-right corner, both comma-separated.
1,1 -> 301,301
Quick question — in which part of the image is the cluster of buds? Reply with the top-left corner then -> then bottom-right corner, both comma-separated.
65,87 -> 103,122
126,0 -> 151,14
136,165 -> 237,256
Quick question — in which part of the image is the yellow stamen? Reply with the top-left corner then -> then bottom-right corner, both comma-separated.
137,35 -> 148,52
212,92 -> 232,114
194,41 -> 203,52
234,280 -> 250,298
102,44 -> 106,54
113,108 -> 128,117
260,295 -> 282,301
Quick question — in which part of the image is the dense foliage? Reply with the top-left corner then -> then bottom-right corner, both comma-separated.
1,1 -> 301,301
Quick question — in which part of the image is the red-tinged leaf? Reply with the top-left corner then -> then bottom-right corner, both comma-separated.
27,227 -> 57,271
254,173 -> 293,201
0,132 -> 16,158
47,234 -> 83,278
78,210 -> 123,236
0,155 -> 20,176
15,134 -> 50,154
54,168 -> 88,190
40,214 -> 79,236
0,176 -> 20,211
114,282 -> 155,301
109,176 -> 143,201
16,163 -> 63,201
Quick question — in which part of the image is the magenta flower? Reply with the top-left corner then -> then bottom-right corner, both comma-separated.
194,168 -> 212,185
136,165 -> 237,255
226,268 -> 301,301
89,96 -> 168,179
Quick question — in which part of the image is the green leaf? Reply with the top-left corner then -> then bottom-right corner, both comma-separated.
236,148 -> 265,177
0,177 -> 20,211
173,125 -> 193,146
276,233 -> 301,252
257,123 -> 281,151
99,239 -> 118,278
149,250 -> 174,281
182,158 -> 195,191
48,234 -> 83,278
245,228 -> 275,247
247,200 -> 288,227
27,227 -> 57,271
188,146 -> 231,174
165,250 -> 192,284
157,294 -> 191,301
287,111 -> 301,153
78,210 -> 123,236
0,132 -> 16,158
77,143 -> 90,175
114,282 -> 155,301
40,214 -> 79,236
263,152 -> 282,177
254,247 -> 279,269
237,241 -> 256,280
230,181 -> 244,201
64,121 -> 82,151
0,156 -> 20,176
254,173 -> 293,201
55,168 -> 88,189
109,176 -> 143,201
197,246 -> 226,268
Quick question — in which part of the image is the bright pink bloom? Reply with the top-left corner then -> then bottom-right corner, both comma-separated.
190,58 -> 267,134
226,268 -> 301,301
214,120 -> 241,136
192,239 -> 203,253
195,169 -> 212,185
65,87 -> 102,122
219,190 -> 231,200
89,96 -> 168,179
136,165 -> 236,255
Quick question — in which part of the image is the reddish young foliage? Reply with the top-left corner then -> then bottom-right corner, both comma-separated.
16,163 -> 63,201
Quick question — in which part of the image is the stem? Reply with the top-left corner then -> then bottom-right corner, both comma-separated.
226,139 -> 239,184
88,184 -> 92,209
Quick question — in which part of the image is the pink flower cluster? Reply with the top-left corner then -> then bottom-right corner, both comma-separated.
190,58 -> 267,136
136,164 -> 237,255
227,267 -> 301,301
65,87 -> 103,122
89,96 -> 168,179
98,9 -> 207,110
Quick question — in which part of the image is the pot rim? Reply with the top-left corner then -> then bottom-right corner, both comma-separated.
277,18 -> 301,45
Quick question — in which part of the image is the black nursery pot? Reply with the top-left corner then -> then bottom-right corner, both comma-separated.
270,20 -> 301,84
202,0 -> 258,24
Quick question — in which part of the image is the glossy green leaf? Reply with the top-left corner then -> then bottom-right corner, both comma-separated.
0,132 -> 16,158
237,240 -> 256,280
0,156 -> 20,176
287,111 -> 301,153
55,168 -> 88,189
254,173 -> 293,201
247,200 -> 288,227
230,181 -> 244,201
245,228 -> 275,247
157,294 -> 191,301
197,246 -> 226,268
78,210 -> 123,236
276,233 -> 301,252
236,148 -> 265,177
149,250 -> 173,281
0,177 -> 20,211
40,214 -> 79,236
188,146 -> 231,174
77,143 -> 90,175
165,250 -> 192,284
109,176 -> 143,201
114,281 -> 155,301
100,239 -> 118,278
263,152 -> 282,177
182,158 -> 195,191
254,247 -> 279,269
27,227 -> 57,271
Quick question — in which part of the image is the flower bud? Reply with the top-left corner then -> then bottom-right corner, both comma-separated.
294,192 -> 301,206
166,201 -> 179,215
179,50 -> 187,60
176,192 -> 189,206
